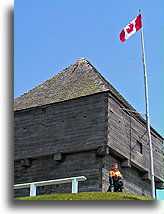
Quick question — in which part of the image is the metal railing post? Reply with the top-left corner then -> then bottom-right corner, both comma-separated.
14,176 -> 86,197
30,184 -> 36,196
72,178 -> 78,193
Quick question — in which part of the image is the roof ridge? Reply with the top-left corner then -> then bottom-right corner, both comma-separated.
14,59 -> 164,139
85,60 -> 110,89
14,58 -> 107,110
15,58 -> 87,101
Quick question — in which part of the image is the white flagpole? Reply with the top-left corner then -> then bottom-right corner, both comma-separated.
139,9 -> 156,199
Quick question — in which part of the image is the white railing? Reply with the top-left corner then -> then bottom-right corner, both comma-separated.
14,176 -> 87,197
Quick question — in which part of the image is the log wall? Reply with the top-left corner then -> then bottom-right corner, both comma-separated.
14,92 -> 163,198
107,95 -> 163,194
14,92 -> 108,197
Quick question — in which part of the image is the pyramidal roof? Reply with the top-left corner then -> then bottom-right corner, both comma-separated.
14,58 -> 132,111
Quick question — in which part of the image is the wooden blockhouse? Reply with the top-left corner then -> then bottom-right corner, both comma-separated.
14,59 -> 163,198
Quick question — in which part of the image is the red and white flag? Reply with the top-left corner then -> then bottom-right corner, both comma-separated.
120,14 -> 142,42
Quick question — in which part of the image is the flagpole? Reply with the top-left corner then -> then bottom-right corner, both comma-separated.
139,9 -> 156,199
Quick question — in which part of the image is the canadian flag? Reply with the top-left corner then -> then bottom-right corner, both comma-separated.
120,14 -> 142,42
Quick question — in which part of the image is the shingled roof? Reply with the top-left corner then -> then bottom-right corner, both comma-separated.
14,58 -> 164,139
15,58 -> 130,111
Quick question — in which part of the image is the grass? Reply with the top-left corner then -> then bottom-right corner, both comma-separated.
15,192 -> 154,200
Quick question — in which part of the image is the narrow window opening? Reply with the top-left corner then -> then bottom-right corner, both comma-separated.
162,141 -> 164,153
42,107 -> 47,112
136,140 -> 143,154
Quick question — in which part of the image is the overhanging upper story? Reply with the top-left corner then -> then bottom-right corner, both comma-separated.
14,59 -> 164,185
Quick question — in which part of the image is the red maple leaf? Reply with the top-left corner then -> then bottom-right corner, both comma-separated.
126,23 -> 134,33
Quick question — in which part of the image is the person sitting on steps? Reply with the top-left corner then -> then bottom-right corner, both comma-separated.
108,163 -> 124,192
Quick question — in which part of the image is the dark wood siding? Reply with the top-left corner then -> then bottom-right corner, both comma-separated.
14,92 -> 108,197
102,154 -> 151,198
14,150 -> 102,198
107,96 -> 163,184
14,92 -> 163,198
14,92 -> 108,160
